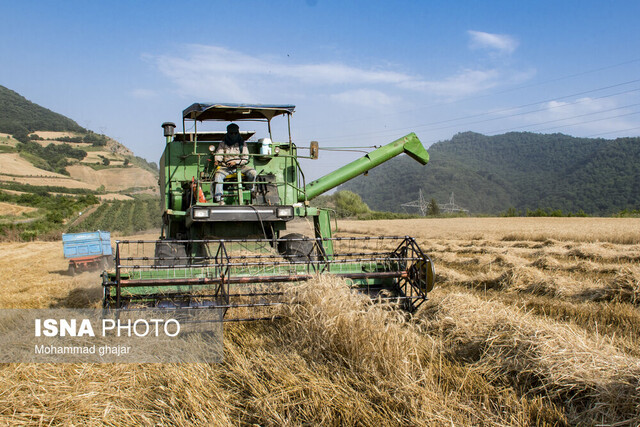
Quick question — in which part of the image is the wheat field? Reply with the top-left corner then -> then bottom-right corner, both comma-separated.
1,218 -> 639,426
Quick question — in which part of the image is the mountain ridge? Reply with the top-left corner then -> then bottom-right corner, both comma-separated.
0,85 -> 86,137
340,131 -> 640,215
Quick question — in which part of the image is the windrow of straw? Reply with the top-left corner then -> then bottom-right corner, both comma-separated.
418,290 -> 640,425
455,266 -> 561,297
430,236 -> 638,304
583,266 -> 640,305
489,292 -> 640,358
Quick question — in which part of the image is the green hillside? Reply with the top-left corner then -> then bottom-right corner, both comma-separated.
0,85 -> 85,138
66,197 -> 162,235
340,132 -> 640,216
0,86 -> 160,241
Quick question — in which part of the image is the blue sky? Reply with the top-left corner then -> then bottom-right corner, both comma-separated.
2,0 -> 640,179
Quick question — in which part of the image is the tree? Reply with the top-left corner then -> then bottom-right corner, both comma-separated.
334,191 -> 370,216
502,207 -> 520,217
427,198 -> 440,216
13,129 -> 30,143
102,157 -> 110,166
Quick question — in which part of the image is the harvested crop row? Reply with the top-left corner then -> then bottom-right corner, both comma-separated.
0,278 -> 564,426
478,290 -> 640,358
418,289 -> 640,425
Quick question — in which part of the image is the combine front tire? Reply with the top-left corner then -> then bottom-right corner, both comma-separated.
278,233 -> 316,262
154,241 -> 188,266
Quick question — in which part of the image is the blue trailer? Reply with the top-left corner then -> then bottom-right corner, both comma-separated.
62,231 -> 113,274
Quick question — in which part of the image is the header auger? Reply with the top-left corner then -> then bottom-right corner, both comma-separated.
103,103 -> 435,320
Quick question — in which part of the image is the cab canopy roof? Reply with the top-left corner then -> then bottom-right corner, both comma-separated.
183,103 -> 295,122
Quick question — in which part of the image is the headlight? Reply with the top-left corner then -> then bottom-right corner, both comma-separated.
193,209 -> 209,218
276,207 -> 293,217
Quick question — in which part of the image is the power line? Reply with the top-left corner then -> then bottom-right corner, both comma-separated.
307,109 -> 640,153
422,91 -> 640,135
297,58 -> 640,132
318,79 -> 640,143
309,103 -> 640,150
586,126 -> 640,138
414,80 -> 640,130
486,103 -> 640,135
531,110 -> 640,134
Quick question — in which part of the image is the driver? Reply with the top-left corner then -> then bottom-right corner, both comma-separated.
210,123 -> 257,204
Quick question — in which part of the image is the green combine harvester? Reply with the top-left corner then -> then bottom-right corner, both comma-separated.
103,103 -> 435,320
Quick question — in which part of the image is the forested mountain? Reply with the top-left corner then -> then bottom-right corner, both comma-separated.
0,85 -> 85,137
339,132 -> 640,215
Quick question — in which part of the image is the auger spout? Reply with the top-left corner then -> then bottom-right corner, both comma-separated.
299,133 -> 429,202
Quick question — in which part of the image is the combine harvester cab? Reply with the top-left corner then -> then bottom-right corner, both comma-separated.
103,103 -> 435,320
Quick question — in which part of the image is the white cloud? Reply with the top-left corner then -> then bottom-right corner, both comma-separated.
330,89 -> 398,108
538,97 -> 623,122
147,43 -> 533,103
150,45 -> 415,102
401,69 -> 501,98
130,88 -> 157,99
468,30 -> 518,55
400,67 -> 534,98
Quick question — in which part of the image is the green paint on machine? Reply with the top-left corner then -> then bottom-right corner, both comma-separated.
103,103 -> 435,320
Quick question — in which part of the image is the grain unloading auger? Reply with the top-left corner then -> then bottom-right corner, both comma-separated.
103,103 -> 434,320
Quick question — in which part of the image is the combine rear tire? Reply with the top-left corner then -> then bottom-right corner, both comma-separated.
278,233 -> 316,262
154,241 -> 188,266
